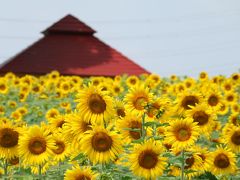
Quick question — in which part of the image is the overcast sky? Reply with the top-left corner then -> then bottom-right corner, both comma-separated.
0,0 -> 240,77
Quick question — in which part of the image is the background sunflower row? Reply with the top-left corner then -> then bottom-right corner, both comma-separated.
0,71 -> 240,179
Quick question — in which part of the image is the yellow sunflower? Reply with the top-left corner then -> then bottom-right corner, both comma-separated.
51,132 -> 71,162
224,91 -> 238,105
117,113 -> 143,143
45,108 -> 60,121
205,88 -> 223,111
186,103 -> 216,136
209,145 -> 237,176
64,165 -> 98,180
114,100 -> 126,118
223,126 -> 240,153
63,112 -> 92,144
76,85 -> 114,125
126,75 -> 139,87
80,126 -> 123,164
164,118 -> 200,150
48,114 -> 66,132
0,80 -> 8,94
124,84 -> 153,116
128,139 -> 167,179
18,125 -> 55,165
175,90 -> 202,114
0,122 -> 19,159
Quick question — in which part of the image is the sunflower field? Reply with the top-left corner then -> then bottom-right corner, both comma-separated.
0,71 -> 240,180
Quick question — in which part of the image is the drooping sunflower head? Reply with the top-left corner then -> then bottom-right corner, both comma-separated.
48,114 -> 66,132
80,125 -> 123,164
64,165 -> 98,180
210,145 -> 237,175
128,139 -> 167,179
165,118 -> 200,149
76,85 -> 114,125
0,122 -> 19,159
124,84 -> 153,115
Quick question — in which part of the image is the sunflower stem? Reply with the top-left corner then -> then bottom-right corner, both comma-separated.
141,113 -> 146,139
38,164 -> 42,180
3,159 -> 8,179
181,149 -> 185,180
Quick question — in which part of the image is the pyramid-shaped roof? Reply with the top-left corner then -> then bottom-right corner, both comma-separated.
0,14 -> 149,76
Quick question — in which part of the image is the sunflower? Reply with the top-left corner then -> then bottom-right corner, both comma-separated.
126,75 -> 139,87
230,73 -> 240,83
48,114 -> 66,132
225,91 -> 238,105
128,139 -> 167,179
76,85 -> 114,125
205,88 -> 223,111
117,113 -> 143,143
45,108 -> 60,121
209,145 -> 237,175
112,83 -> 124,96
164,118 -> 200,150
0,81 -> 8,94
186,103 -> 216,136
231,103 -> 240,113
16,107 -> 28,116
199,71 -> 208,81
175,90 -> 202,114
124,84 -> 153,116
18,125 -> 55,165
114,100 -> 126,118
51,132 -> 71,162
63,112 -> 92,144
228,113 -> 240,126
217,100 -> 229,116
80,126 -> 123,164
0,122 -> 19,159
64,165 -> 98,180
223,126 -> 240,153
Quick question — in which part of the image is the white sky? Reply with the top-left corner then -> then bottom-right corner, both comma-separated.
0,0 -> 240,77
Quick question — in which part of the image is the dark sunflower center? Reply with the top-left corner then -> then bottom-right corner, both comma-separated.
91,132 -> 112,152
114,87 -> 120,93
76,174 -> 91,180
185,156 -> 195,169
233,75 -> 239,80
193,111 -> 209,125
200,73 -> 206,79
88,94 -> 106,114
208,95 -> 219,106
130,79 -> 136,85
225,84 -> 231,91
28,137 -> 47,155
8,157 -> 19,165
0,84 -> 6,90
0,128 -> 19,148
181,96 -> 199,110
138,150 -> 158,169
176,127 -> 191,141
214,153 -> 230,169
199,154 -> 206,161
129,121 -> 142,140
133,96 -> 148,110
227,95 -> 234,102
53,141 -> 65,154
231,131 -> 240,145
117,108 -> 125,117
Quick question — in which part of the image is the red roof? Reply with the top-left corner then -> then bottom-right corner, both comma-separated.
0,14 -> 149,76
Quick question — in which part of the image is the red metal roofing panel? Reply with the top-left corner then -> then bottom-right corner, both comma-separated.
0,15 -> 149,76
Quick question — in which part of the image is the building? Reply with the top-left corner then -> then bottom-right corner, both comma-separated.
0,14 -> 149,76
